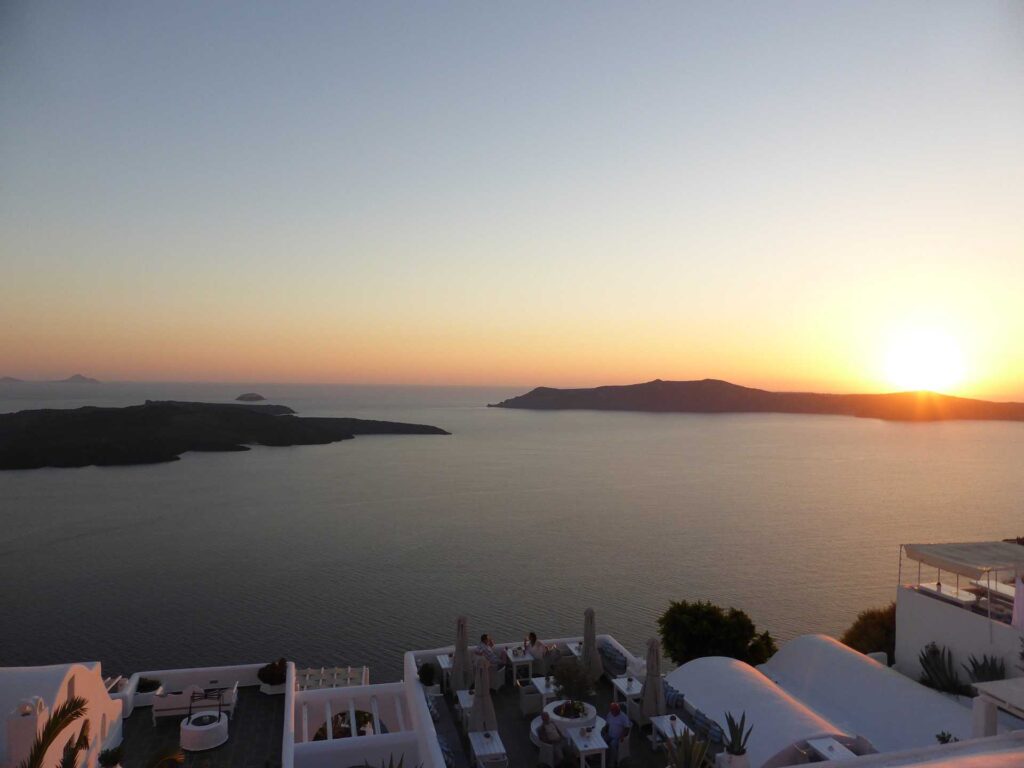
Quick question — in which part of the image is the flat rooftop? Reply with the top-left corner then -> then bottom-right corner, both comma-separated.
120,687 -> 284,768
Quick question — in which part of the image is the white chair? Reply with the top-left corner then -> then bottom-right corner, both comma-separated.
479,757 -> 508,768
489,665 -> 506,692
615,732 -> 631,765
516,679 -> 542,717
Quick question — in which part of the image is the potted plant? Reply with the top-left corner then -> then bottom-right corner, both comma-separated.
715,711 -> 752,768
133,676 -> 163,708
417,662 -> 440,695
99,746 -> 124,768
667,729 -> 710,768
258,658 -> 288,695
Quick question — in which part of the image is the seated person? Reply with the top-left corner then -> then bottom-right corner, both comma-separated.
603,702 -> 631,762
475,633 -> 507,670
536,711 -> 566,765
524,631 -> 561,673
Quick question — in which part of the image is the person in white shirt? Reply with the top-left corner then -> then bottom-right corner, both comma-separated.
537,711 -> 566,764
604,701 -> 631,763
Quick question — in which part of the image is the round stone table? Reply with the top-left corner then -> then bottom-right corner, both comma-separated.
180,710 -> 229,751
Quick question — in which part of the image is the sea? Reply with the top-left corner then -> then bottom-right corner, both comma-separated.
2,382 -> 1022,681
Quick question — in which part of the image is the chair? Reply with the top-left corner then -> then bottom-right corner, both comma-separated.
479,757 -> 509,768
516,679 -> 542,717
536,740 -> 556,768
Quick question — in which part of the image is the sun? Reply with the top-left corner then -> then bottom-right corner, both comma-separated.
884,327 -> 966,393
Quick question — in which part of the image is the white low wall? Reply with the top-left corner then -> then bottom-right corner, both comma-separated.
293,731 -> 421,768
895,586 -> 1023,680
117,662 -> 268,718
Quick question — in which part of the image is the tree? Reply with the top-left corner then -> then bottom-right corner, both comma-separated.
840,603 -> 896,663
657,600 -> 777,666
17,696 -> 88,768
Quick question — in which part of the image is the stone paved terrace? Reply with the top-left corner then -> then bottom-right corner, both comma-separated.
437,674 -> 707,768
120,687 -> 284,768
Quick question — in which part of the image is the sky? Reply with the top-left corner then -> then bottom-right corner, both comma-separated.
1,2 -> 1022,396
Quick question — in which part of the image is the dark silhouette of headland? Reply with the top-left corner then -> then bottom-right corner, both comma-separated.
490,379 -> 1024,422
0,400 -> 449,470
0,373 -> 99,384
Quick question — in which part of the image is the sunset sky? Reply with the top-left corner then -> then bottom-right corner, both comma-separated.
2,2 -> 1022,397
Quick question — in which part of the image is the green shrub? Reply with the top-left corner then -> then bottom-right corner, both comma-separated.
840,603 -> 896,664
551,657 -> 594,702
257,658 -> 287,686
417,662 -> 436,687
658,600 -> 777,665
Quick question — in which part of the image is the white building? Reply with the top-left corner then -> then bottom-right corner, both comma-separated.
0,663 -> 122,768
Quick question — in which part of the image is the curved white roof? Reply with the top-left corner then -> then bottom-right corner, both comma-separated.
665,656 -> 854,768
759,634 -> 973,751
0,663 -> 96,761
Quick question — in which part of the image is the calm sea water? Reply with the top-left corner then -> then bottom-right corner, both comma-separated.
2,382 -> 1023,681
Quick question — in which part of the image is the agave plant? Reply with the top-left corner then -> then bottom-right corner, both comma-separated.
665,728 -> 710,768
17,696 -> 88,768
364,756 -> 423,768
919,642 -> 970,696
724,710 -> 753,756
963,653 -> 1006,683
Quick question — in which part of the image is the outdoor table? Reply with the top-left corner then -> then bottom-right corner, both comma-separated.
971,578 -> 1017,601
532,676 -> 559,707
567,725 -> 607,768
468,730 -> 507,766
506,647 -> 535,679
807,737 -> 857,761
436,654 -> 453,692
611,675 -> 644,703
650,714 -> 691,747
567,641 -> 583,658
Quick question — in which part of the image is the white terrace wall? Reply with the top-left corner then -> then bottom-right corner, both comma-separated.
117,663 -> 266,719
293,731 -> 421,768
895,586 -> 1023,680
294,683 -> 409,741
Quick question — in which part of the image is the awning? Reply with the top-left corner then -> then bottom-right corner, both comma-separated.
903,541 -> 1024,581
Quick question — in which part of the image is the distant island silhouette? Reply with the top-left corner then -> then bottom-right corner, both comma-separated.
0,373 -> 99,384
0,400 -> 449,470
490,379 -> 1024,422
236,392 -> 267,401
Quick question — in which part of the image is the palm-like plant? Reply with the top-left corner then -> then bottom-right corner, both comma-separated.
17,696 -> 88,768
58,718 -> 90,768
665,728 -> 709,768
724,711 -> 753,756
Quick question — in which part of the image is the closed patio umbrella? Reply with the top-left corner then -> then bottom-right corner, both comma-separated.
1013,575 -> 1024,631
582,607 -> 603,682
469,657 -> 497,732
452,616 -> 472,691
641,637 -> 666,718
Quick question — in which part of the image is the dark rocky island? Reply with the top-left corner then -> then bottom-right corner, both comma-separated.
490,378 -> 1024,423
0,400 -> 449,470
236,392 -> 267,401
0,373 -> 99,384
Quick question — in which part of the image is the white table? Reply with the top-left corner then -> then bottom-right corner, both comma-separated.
567,641 -> 583,658
468,730 -> 507,766
611,675 -> 644,703
972,578 -> 1017,601
456,689 -> 474,713
532,676 -> 558,707
436,653 -> 454,692
650,715 -> 690,747
807,737 -> 857,761
567,725 -> 607,768
506,647 -> 535,679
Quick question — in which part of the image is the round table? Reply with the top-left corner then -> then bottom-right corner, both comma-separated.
543,700 -> 598,735
180,710 -> 229,751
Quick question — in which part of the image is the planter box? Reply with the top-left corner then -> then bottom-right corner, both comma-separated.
132,687 -> 163,709
715,753 -> 750,768
259,682 -> 287,696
